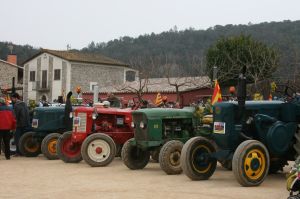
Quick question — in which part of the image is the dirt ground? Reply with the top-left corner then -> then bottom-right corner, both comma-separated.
0,154 -> 290,199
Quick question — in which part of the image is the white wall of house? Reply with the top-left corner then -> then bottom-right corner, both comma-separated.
25,53 -> 71,103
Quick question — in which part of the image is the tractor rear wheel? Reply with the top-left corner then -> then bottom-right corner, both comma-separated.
57,131 -> 82,163
159,140 -> 183,175
150,148 -> 160,163
232,140 -> 270,187
19,131 -> 41,157
41,133 -> 61,160
122,138 -> 150,170
81,133 -> 116,167
181,136 -> 217,180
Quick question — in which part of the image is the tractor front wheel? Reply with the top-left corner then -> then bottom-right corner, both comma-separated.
81,133 -> 116,167
56,131 -> 82,163
121,138 -> 150,170
41,133 -> 61,160
159,140 -> 183,175
19,132 -> 41,157
181,136 -> 217,180
232,140 -> 270,187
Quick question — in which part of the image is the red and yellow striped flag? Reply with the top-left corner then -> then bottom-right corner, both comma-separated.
155,93 -> 163,106
212,80 -> 222,105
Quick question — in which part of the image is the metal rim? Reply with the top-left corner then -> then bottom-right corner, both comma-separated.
191,144 -> 212,174
24,137 -> 39,153
47,139 -> 57,155
243,149 -> 266,180
87,139 -> 111,163
169,151 -> 181,167
62,136 -> 81,158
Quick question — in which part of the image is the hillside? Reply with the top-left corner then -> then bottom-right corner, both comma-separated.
1,20 -> 300,80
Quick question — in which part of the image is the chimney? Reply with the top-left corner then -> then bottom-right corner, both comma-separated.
7,54 -> 17,65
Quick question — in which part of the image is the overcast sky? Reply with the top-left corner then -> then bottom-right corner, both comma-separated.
1,0 -> 299,50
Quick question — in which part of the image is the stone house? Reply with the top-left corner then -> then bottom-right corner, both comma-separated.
22,49 -> 137,103
0,55 -> 23,93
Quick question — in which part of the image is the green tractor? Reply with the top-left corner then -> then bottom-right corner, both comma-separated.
19,106 -> 72,159
181,67 -> 300,186
121,107 -> 212,175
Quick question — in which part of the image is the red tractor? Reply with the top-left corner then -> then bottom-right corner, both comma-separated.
56,104 -> 133,167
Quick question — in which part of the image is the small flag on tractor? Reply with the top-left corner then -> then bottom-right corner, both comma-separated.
212,80 -> 222,105
155,93 -> 163,106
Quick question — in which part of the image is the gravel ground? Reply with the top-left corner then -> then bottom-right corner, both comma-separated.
0,154 -> 290,199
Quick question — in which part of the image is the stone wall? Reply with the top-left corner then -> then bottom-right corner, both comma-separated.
0,61 -> 19,90
70,63 -> 126,94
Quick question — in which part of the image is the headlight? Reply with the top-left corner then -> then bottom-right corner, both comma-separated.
92,112 -> 97,120
131,122 -> 135,128
69,112 -> 73,118
140,121 -> 146,129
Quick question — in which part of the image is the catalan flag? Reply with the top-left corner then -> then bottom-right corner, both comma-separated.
212,80 -> 222,105
155,93 -> 163,106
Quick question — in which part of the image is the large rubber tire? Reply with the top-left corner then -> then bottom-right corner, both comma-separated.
56,131 -> 82,163
232,140 -> 270,187
269,159 -> 288,174
159,140 -> 183,175
150,148 -> 160,163
81,133 -> 117,167
181,136 -> 217,180
19,131 -> 41,157
121,138 -> 150,170
41,133 -> 61,160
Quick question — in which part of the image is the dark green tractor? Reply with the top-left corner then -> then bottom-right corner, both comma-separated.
19,107 -> 72,159
121,108 -> 212,175
181,68 -> 300,186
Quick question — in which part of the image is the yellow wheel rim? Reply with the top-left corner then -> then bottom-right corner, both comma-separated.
47,139 -> 57,155
244,149 -> 266,180
191,145 -> 212,174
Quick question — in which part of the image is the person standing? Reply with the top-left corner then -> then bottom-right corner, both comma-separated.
11,93 -> 30,156
0,97 -> 16,159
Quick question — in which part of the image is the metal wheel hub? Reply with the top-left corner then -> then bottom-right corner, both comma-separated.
169,151 -> 180,166
244,150 -> 265,180
88,140 -> 110,162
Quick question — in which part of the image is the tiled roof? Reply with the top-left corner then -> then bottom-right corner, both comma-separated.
0,59 -> 23,69
23,49 -> 129,67
84,76 -> 211,94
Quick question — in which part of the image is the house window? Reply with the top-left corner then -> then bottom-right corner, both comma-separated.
126,71 -> 136,82
54,69 -> 61,80
29,71 -> 36,82
90,82 -> 98,91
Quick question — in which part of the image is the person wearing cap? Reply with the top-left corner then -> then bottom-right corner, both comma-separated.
0,97 -> 16,159
11,93 -> 30,156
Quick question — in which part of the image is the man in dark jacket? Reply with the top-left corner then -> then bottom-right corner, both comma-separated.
11,93 -> 30,156
0,97 -> 16,159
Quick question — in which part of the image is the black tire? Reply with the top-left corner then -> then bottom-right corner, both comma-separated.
116,144 -> 122,158
121,138 -> 150,170
232,140 -> 270,187
159,140 -> 183,175
41,133 -> 61,160
81,133 -> 116,167
19,131 -> 41,157
181,136 -> 217,180
150,148 -> 160,163
56,131 -> 82,163
219,159 -> 232,170
269,159 -> 287,174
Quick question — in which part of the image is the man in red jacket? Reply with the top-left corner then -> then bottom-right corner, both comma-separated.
0,97 -> 16,160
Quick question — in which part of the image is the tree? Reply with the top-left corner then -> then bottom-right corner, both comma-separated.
206,35 -> 279,90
